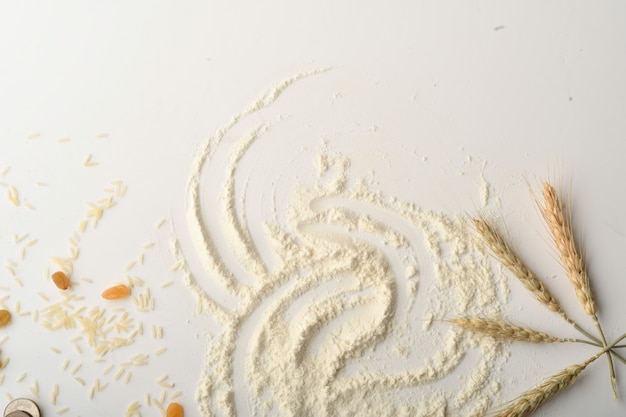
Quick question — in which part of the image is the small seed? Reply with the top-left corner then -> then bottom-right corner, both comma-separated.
51,271 -> 70,290
0,310 -> 11,327
166,402 -> 184,417
101,284 -> 131,300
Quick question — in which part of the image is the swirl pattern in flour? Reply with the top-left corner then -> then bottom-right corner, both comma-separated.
173,70 -> 508,417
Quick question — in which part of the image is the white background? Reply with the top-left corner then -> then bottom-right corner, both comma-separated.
1,2 -> 625,416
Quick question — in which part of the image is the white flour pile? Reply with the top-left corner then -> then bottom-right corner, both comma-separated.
173,71 -> 509,417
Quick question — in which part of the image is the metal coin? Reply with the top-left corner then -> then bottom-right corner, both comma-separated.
3,399 -> 40,417
6,411 -> 31,417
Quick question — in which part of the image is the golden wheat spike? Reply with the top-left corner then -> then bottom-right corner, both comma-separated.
539,182 -> 596,316
472,216 -> 564,314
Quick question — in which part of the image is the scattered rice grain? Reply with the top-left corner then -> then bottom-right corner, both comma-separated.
51,384 -> 58,405
15,233 -> 28,243
71,363 -> 82,375
124,401 -> 141,417
83,154 -> 98,167
30,380 -> 39,398
114,369 -> 125,381
153,399 -> 164,413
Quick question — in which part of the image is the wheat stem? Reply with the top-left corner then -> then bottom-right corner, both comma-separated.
536,181 -> 618,397
573,339 -> 603,347
565,317 -> 601,345
593,315 -> 618,399
606,332 -> 626,351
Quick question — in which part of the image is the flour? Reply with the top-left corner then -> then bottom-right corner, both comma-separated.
174,71 -> 508,417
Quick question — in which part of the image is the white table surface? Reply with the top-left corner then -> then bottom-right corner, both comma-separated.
1,2 -> 625,416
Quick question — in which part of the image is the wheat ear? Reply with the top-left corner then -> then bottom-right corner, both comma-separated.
450,317 -> 569,344
472,217 -> 564,313
540,182 -> 596,316
472,216 -> 601,345
539,181 -> 618,398
493,353 -> 600,417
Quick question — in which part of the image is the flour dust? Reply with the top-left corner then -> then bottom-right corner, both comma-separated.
172,71 -> 509,417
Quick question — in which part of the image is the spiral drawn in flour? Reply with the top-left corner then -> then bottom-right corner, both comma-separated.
173,70 -> 506,417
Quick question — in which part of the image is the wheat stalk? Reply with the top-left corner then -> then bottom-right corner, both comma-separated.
540,182 -> 596,316
472,215 -> 602,345
537,181 -> 618,398
450,317 -> 568,344
472,217 -> 564,314
493,353 -> 600,417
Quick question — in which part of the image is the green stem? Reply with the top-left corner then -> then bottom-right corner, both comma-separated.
570,320 -> 602,344
565,315 -> 626,364
612,351 -> 626,366
569,319 -> 602,344
607,331 -> 626,349
573,338 -> 603,347
594,315 -> 618,400
560,312 -> 602,344
606,333 -> 626,366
